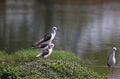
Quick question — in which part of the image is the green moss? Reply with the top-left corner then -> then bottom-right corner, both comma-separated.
51,50 -> 80,61
0,65 -> 19,79
13,49 -> 38,62
16,60 -> 106,79
0,49 -> 107,79
0,49 -> 39,63
0,49 -> 79,63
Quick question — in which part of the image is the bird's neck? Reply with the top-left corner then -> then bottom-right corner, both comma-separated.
48,48 -> 52,54
51,30 -> 56,34
52,30 -> 56,33
111,51 -> 116,57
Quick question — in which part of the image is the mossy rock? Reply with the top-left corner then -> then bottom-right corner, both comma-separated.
0,50 -> 107,79
17,59 -> 107,79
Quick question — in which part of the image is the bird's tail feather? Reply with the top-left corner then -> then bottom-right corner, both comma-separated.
36,53 -> 42,57
32,39 -> 44,47
107,64 -> 111,68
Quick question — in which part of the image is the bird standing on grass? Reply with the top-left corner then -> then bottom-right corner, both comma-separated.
36,43 -> 54,60
32,26 -> 57,49
107,47 -> 117,78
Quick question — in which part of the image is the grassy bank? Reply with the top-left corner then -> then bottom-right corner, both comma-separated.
0,49 -> 107,79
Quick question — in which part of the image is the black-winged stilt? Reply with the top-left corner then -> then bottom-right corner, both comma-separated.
32,26 -> 57,49
107,47 -> 117,78
36,43 -> 54,60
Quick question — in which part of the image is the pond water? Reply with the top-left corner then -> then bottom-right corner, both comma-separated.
0,0 -> 120,79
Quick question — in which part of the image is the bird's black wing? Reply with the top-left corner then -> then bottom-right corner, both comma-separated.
32,43 -> 49,49
41,49 -> 49,57
37,44 -> 49,49
32,32 -> 51,48
107,56 -> 111,67
43,33 -> 52,42
32,38 -> 43,47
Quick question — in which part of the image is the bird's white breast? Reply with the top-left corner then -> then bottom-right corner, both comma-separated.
108,54 -> 116,66
50,32 -> 56,41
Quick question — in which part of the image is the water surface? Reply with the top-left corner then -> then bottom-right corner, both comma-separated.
0,0 -> 120,79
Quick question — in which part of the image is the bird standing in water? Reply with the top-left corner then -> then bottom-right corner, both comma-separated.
107,47 -> 117,78
32,26 -> 57,49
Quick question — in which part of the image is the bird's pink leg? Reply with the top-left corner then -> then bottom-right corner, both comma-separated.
49,55 -> 50,61
111,66 -> 114,79
47,56 -> 50,62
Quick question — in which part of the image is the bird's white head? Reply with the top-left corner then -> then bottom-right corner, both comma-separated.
49,43 -> 54,49
112,47 -> 117,51
52,26 -> 57,31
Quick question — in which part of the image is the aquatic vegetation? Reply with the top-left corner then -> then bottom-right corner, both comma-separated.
0,49 -> 38,63
16,60 -> 107,79
0,49 -> 107,79
0,65 -> 19,79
